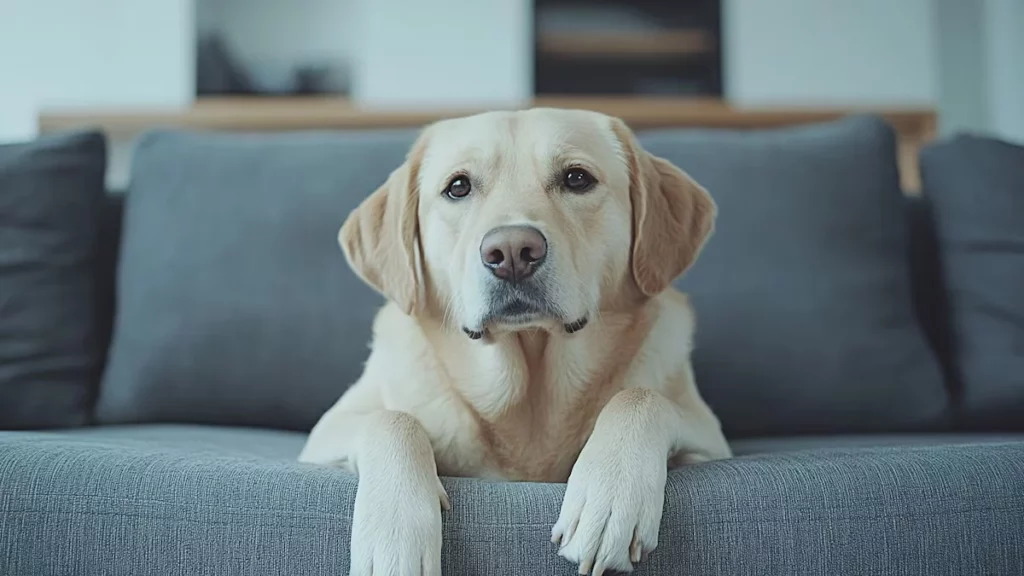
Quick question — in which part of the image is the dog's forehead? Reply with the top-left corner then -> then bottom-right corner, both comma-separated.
421,109 -> 622,171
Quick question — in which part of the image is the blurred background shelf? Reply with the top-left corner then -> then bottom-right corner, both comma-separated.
10,0 -> 1023,153
24,0 -> 1000,192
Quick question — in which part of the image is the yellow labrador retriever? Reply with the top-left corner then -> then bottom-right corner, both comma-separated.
299,108 -> 731,576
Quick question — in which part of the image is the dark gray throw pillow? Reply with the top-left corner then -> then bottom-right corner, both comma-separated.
96,129 -> 417,430
0,130 -> 107,429
920,134 -> 1024,429
639,116 -> 949,436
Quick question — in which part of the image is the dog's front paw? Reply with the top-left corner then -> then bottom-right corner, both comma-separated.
349,470 -> 450,576
551,444 -> 667,575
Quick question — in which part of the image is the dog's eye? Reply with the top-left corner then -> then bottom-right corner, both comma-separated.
444,176 -> 472,200
563,168 -> 596,192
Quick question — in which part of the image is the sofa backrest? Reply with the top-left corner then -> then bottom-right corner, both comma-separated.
94,189 -> 957,427
90,117 -> 971,437
95,129 -> 416,430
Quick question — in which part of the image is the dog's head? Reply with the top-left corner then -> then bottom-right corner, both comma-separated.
340,108 -> 715,338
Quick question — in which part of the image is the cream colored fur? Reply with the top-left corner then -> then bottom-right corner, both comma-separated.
298,108 -> 732,576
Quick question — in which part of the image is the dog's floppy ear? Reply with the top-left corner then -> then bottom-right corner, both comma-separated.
338,141 -> 425,315
612,119 -> 717,297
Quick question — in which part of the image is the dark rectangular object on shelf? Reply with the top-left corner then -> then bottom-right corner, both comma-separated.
533,0 -> 722,97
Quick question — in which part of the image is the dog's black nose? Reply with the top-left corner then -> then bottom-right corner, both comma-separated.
480,225 -> 547,283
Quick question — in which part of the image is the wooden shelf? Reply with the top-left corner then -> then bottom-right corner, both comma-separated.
37,96 -> 936,191
39,96 -> 932,135
537,30 -> 713,59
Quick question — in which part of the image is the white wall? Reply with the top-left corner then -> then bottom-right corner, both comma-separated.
929,0 -> 1024,143
723,0 -> 1024,143
350,0 -> 532,108
933,0 -> 990,136
983,0 -> 1024,143
0,0 -> 194,142
722,0 -> 938,106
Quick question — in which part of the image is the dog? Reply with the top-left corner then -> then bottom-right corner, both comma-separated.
298,108 -> 732,576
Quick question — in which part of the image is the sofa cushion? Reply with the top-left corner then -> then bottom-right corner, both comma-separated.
920,135 -> 1024,430
638,116 -> 949,437
730,432 -> 1024,455
2,425 -> 1022,575
0,130 -> 107,429
96,129 -> 419,430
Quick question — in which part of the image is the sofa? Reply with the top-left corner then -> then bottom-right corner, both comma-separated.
1,114 -> 1022,576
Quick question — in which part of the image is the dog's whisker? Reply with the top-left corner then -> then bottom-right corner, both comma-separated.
441,293 -> 455,332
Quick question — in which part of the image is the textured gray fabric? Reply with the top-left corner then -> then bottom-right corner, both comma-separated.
0,130 -> 107,429
97,129 -> 420,430
2,425 -> 1023,575
638,116 -> 948,437
47,423 -> 1024,457
920,135 -> 1024,429
731,432 -> 1024,455
67,423 -> 307,459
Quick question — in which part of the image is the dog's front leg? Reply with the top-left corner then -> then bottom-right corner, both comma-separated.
551,387 -> 729,575
301,409 -> 449,576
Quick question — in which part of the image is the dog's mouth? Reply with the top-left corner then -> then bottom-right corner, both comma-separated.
462,287 -> 588,340
461,316 -> 588,340
493,297 -> 545,321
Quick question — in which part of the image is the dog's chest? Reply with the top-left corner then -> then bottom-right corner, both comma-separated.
486,405 -> 588,481
439,369 -> 618,483
417,323 -> 641,482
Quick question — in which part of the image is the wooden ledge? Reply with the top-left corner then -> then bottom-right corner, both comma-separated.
38,97 -> 936,191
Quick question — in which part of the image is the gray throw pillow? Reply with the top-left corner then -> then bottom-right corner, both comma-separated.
639,115 -> 949,436
0,130 -> 107,429
96,129 -> 417,430
920,134 -> 1024,429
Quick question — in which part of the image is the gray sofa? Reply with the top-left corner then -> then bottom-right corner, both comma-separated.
2,115 -> 1023,575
